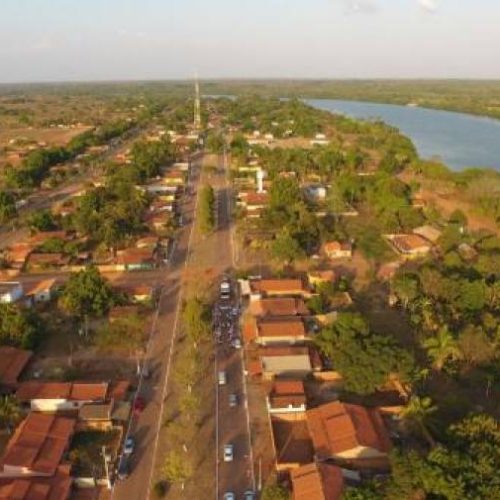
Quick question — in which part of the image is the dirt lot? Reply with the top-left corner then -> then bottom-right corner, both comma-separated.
0,126 -> 91,149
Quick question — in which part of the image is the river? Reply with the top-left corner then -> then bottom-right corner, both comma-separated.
306,99 -> 500,172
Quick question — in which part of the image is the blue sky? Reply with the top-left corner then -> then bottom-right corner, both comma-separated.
0,0 -> 499,82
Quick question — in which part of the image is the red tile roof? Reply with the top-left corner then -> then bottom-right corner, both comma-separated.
0,347 -> 32,387
116,248 -> 155,265
249,298 -> 309,317
0,468 -> 71,500
291,462 -> 344,500
257,318 -> 306,338
1,413 -> 75,475
108,381 -> 130,401
324,241 -> 352,255
272,380 -> 305,396
391,234 -> 431,253
16,382 -> 108,402
269,379 -> 307,409
250,279 -> 307,295
306,401 -> 391,459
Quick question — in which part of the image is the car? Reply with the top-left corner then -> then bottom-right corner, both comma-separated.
223,444 -> 234,462
243,491 -> 255,500
123,437 -> 135,455
231,338 -> 241,349
218,371 -> 227,386
133,395 -> 146,415
228,393 -> 238,408
117,456 -> 130,480
223,493 -> 235,500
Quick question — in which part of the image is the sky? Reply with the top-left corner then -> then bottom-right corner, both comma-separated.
0,0 -> 499,83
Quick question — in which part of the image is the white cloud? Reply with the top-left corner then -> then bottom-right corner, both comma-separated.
418,0 -> 439,13
335,0 -> 379,15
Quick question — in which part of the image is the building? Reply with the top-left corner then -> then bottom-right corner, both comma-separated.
305,185 -> 327,202
0,347 -> 32,391
267,379 -> 307,415
246,318 -> 308,346
306,401 -> 391,461
16,382 -> 108,412
387,234 -> 431,258
259,346 -> 314,379
26,253 -> 70,270
247,279 -> 309,300
115,284 -> 155,303
308,271 -> 336,288
0,468 -> 72,499
0,413 -> 75,477
0,282 -> 23,304
6,244 -> 33,270
24,279 -> 57,304
249,297 -> 309,318
323,241 -> 353,259
413,225 -> 442,244
116,248 -> 156,271
291,462 -> 344,500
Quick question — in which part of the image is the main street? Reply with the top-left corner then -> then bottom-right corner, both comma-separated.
112,152 -> 203,500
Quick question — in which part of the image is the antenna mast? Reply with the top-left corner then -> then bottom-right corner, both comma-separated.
194,73 -> 201,130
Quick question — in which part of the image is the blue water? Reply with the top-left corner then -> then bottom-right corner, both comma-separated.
306,99 -> 500,171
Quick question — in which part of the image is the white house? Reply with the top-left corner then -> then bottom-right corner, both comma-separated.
0,282 -> 24,304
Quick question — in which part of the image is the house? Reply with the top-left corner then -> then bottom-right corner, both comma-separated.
77,403 -> 114,431
387,234 -> 431,258
308,271 -> 336,288
16,382 -> 108,412
6,244 -> 33,270
246,318 -> 308,346
267,379 -> 307,415
249,297 -> 309,318
248,279 -> 310,300
323,241 -> 353,259
162,170 -> 185,185
0,413 -> 75,477
291,462 -> 344,500
116,248 -> 156,271
306,401 -> 391,461
0,282 -> 23,304
238,192 -> 269,216
458,243 -> 478,261
0,468 -> 72,499
26,253 -> 70,270
305,185 -> 327,202
270,416 -> 314,471
24,279 -> 57,304
413,225 -> 442,244
259,346 -> 315,379
0,347 -> 32,391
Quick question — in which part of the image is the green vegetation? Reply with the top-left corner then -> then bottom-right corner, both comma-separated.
315,313 -> 415,396
0,395 -> 22,433
198,184 -> 215,234
0,191 -> 17,223
0,304 -> 42,349
59,266 -> 115,318
261,482 -> 290,500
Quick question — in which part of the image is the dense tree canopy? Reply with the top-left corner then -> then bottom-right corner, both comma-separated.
0,304 -> 41,349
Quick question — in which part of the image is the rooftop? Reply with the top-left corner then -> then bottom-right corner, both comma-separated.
249,297 -> 309,317
16,382 -> 108,402
1,413 -> 75,475
0,347 -> 33,387
390,234 -> 431,253
306,401 -> 391,459
250,279 -> 307,295
257,318 -> 307,338
0,469 -> 72,500
271,418 -> 314,466
291,462 -> 344,500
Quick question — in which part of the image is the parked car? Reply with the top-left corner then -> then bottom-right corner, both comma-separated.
223,493 -> 235,500
243,491 -> 255,500
133,395 -> 146,415
231,338 -> 241,349
218,371 -> 227,386
229,393 -> 238,408
117,456 -> 130,480
123,437 -> 135,455
223,444 -> 234,462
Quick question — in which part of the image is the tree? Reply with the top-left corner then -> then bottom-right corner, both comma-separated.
458,325 -> 496,367
0,304 -> 41,349
400,396 -> 437,448
261,482 -> 290,500
271,229 -> 304,264
0,191 -> 17,224
182,297 -> 210,345
315,313 -> 415,395
162,450 -> 193,484
27,210 -> 57,232
198,184 -> 215,234
392,273 -> 419,309
59,266 -> 114,318
422,326 -> 461,371
0,395 -> 22,433
270,177 -> 301,208
206,132 -> 225,154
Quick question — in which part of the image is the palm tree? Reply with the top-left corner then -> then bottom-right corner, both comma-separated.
0,395 -> 22,433
422,326 -> 461,371
401,395 -> 437,448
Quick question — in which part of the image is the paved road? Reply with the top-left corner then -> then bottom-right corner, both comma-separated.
214,150 -> 256,499
112,154 -> 202,500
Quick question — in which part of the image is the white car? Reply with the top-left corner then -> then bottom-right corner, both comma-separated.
223,493 -> 235,500
223,444 -> 234,462
123,437 -> 135,455
231,338 -> 241,349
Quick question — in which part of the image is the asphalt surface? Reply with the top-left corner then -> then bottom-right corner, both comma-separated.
111,154 -> 202,500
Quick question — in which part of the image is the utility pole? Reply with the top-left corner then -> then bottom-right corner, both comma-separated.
194,72 -> 201,131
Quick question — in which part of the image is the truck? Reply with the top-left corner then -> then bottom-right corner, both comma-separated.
220,280 -> 231,300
